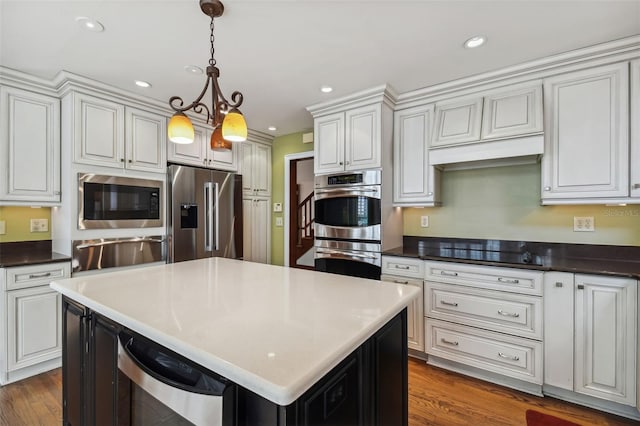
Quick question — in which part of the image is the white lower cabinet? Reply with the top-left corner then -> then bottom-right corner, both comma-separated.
1,261 -> 70,385
243,197 -> 271,264
544,272 -> 637,412
381,273 -> 424,352
424,261 -> 544,391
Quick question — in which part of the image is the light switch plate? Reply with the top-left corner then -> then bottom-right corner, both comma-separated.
573,216 -> 594,232
30,218 -> 49,232
420,216 -> 429,228
0,220 -> 5,235
275,217 -> 283,227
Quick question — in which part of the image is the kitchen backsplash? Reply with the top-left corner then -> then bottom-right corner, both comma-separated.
0,206 -> 52,243
404,163 -> 640,246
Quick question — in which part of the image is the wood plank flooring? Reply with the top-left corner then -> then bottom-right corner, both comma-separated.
0,360 -> 636,425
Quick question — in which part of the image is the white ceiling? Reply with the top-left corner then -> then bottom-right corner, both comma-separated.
1,0 -> 639,137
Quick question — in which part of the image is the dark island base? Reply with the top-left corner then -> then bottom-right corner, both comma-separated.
62,296 -> 408,426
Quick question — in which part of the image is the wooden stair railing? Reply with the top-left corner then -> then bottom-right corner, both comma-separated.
297,191 -> 315,249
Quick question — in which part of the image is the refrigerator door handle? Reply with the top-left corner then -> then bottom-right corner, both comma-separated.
204,182 -> 214,252
213,182 -> 219,251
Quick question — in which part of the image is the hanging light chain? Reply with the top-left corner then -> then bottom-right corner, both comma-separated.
209,16 -> 216,66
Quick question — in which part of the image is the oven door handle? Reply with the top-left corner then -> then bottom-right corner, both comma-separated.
317,248 -> 379,260
75,237 -> 165,250
315,188 -> 379,194
315,248 -> 381,267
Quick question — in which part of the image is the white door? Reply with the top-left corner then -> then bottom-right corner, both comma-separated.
630,59 -> 640,199
125,107 -> 166,172
167,124 -> 207,167
314,112 -> 345,174
574,274 -> 637,406
73,93 -> 125,168
541,62 -> 629,200
481,83 -> 543,140
543,271 -> 574,390
345,104 -> 380,171
393,104 -> 436,204
432,95 -> 483,147
0,86 -> 60,203
7,286 -> 61,371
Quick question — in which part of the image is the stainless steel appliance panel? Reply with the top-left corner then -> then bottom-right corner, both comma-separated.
72,236 -> 165,273
168,165 -> 242,263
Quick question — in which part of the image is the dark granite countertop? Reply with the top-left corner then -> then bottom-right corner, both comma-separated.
0,241 -> 71,268
384,237 -> 640,279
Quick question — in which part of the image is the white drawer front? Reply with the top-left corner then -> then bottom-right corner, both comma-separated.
426,319 -> 542,384
381,256 -> 424,279
6,262 -> 70,290
424,261 -> 543,296
425,282 -> 542,340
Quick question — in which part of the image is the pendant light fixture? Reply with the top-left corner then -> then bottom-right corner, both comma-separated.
167,0 -> 247,148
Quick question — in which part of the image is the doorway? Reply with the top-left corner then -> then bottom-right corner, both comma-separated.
284,152 -> 314,268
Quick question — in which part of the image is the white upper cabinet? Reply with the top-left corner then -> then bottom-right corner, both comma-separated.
167,123 -> 239,172
432,95 -> 483,147
0,86 -> 61,204
541,62 -> 629,202
481,84 -> 543,140
70,92 -> 166,172
241,140 -> 271,196
308,85 -> 394,175
393,104 -> 440,205
630,59 -> 640,199
125,107 -> 166,173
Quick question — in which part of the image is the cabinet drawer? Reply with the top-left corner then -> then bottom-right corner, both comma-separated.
6,262 -> 71,290
426,319 -> 542,384
381,256 -> 424,279
425,282 -> 542,340
424,261 -> 543,296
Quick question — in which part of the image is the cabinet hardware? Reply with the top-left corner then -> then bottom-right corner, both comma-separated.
441,338 -> 459,346
54,191 -> 61,195
577,284 -> 584,290
346,161 -> 350,165
555,282 -> 563,288
394,265 -> 410,270
339,162 -> 343,165
544,186 -> 551,191
497,309 -> 520,318
28,272 -> 52,279
440,271 -> 458,277
120,158 -> 125,162
427,192 -> 433,196
393,280 -> 409,285
128,159 -> 132,163
440,300 -> 458,307
498,277 -> 519,284
633,184 -> 640,189
498,352 -> 519,361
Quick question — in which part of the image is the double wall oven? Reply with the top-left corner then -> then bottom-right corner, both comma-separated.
314,170 -> 383,279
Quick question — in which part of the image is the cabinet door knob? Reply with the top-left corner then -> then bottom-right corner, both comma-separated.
427,192 -> 433,196
339,162 -> 343,165
128,159 -> 132,163
633,184 -> 640,189
577,284 -> 584,290
544,186 -> 551,191
120,158 -> 125,162
555,282 -> 563,288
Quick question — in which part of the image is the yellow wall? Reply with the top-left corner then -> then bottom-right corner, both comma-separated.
0,206 -> 52,243
404,163 -> 640,246
270,131 -> 314,265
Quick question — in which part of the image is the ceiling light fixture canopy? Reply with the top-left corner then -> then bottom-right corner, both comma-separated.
167,0 -> 247,149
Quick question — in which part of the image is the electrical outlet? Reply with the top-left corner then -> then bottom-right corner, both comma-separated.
275,217 -> 283,227
273,203 -> 282,212
30,218 -> 49,232
0,220 -> 5,235
573,216 -> 595,232
420,216 -> 429,228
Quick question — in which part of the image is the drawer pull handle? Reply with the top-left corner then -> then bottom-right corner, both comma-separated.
28,272 -> 52,279
497,310 -> 520,318
498,277 -> 519,284
393,280 -> 409,285
440,271 -> 458,277
394,265 -> 410,270
633,184 -> 640,189
441,338 -> 459,346
498,352 -> 520,361
440,300 -> 459,307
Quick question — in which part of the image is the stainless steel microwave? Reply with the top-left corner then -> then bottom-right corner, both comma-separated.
78,173 -> 163,229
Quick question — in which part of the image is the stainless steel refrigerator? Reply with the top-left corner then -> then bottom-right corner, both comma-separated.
167,164 -> 242,263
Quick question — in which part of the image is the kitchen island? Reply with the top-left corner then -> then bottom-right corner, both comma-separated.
50,257 -> 419,425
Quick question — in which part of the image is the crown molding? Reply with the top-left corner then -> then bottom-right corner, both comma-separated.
306,84 -> 398,117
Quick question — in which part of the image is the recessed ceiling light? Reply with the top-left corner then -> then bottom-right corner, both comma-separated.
320,86 -> 333,93
135,80 -> 151,88
464,36 -> 486,49
184,65 -> 204,75
75,17 -> 104,32
268,126 -> 277,131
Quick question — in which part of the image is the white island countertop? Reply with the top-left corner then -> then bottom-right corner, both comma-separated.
50,257 -> 419,406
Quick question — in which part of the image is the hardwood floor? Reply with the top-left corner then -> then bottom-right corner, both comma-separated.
0,360 -> 636,425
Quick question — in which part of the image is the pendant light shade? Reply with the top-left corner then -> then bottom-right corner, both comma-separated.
168,112 -> 195,144
222,109 -> 247,142
210,126 -> 232,151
